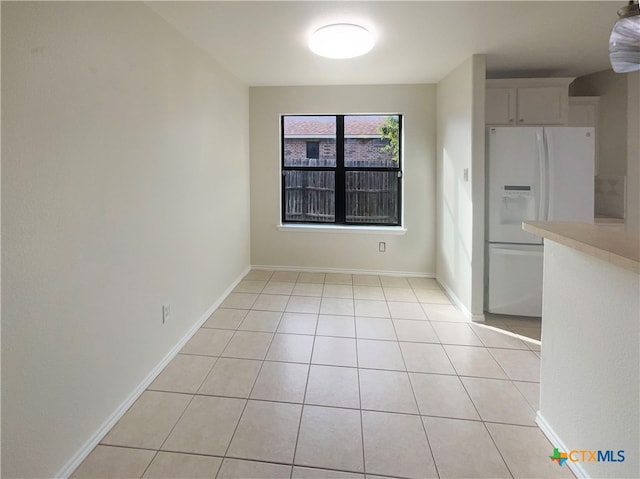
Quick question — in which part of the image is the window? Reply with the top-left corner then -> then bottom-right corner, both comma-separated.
282,114 -> 402,226
306,141 -> 320,160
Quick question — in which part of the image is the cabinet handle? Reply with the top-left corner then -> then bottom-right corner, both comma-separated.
518,119 -> 524,122
509,118 -> 514,123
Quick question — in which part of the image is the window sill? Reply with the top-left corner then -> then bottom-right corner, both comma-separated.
277,224 -> 407,235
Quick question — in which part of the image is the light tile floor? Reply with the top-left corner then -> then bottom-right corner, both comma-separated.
484,314 -> 542,343
72,271 -> 573,479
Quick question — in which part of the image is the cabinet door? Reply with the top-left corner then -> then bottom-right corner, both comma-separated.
486,87 -> 516,125
516,87 -> 566,125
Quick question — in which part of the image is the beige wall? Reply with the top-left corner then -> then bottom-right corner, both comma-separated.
571,70 -> 628,176
435,56 -> 486,317
2,3 -> 250,477
0,2 -> 2,476
626,72 -> 639,234
0,4 -> 2,474
571,69 -> 640,232
249,85 -> 436,275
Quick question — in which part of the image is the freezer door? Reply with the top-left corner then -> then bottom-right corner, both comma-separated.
544,127 -> 595,222
487,244 -> 543,317
487,127 -> 544,244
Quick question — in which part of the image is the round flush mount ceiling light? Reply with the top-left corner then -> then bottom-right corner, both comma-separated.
309,23 -> 374,59
609,1 -> 640,73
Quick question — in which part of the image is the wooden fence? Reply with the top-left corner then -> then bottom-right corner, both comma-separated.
284,161 -> 398,224
284,170 -> 335,222
345,171 -> 398,224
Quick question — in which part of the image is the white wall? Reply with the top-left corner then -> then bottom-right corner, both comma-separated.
470,57 -> 486,317
626,72 -> 639,234
435,56 -> 486,317
571,70 -> 628,177
538,241 -> 639,478
0,3 -> 3,473
1,3 -> 250,477
249,85 -> 436,275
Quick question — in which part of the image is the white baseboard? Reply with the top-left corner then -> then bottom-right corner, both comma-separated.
536,412 -> 590,479
436,279 -> 473,319
55,265 -> 251,479
436,279 -> 487,323
251,264 -> 434,279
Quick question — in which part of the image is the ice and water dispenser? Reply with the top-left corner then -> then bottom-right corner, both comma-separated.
500,185 -> 536,224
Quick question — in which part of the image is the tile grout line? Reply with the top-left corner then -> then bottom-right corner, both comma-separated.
216,303 -> 282,474
484,348 -> 539,418
326,285 -> 362,474
119,387 -> 543,424
354,296 -> 368,477
139,333 -> 235,476
482,422 -> 516,479
288,289 -> 321,479
455,356 -> 488,422
196,324 -> 540,352
391,316 -> 441,479
486,345 -> 542,382
145,393 -> 199,477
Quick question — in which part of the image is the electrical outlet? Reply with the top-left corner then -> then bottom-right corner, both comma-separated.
162,304 -> 171,324
379,242 -> 386,253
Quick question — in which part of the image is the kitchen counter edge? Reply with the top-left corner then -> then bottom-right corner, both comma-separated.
522,221 -> 640,274
594,216 -> 625,224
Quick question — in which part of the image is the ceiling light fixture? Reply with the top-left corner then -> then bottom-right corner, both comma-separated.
309,23 -> 374,59
609,0 -> 640,73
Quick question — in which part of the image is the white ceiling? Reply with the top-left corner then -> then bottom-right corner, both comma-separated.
147,1 -> 620,86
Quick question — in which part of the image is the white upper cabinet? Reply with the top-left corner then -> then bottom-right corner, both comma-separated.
486,87 -> 517,124
516,87 -> 566,125
486,78 -> 574,126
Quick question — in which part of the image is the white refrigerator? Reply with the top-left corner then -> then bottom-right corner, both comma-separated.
486,126 -> 595,317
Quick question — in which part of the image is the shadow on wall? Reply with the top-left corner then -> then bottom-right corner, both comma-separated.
439,148 -> 473,308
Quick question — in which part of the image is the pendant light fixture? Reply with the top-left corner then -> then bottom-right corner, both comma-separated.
609,0 -> 640,73
309,24 -> 374,59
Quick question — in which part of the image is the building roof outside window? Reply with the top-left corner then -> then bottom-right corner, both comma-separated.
284,115 -> 389,138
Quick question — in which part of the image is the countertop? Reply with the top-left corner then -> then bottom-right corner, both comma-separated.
594,216 -> 625,224
522,221 -> 640,274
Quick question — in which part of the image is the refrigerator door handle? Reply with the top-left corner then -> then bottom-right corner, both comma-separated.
545,129 -> 558,221
536,129 -> 549,220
